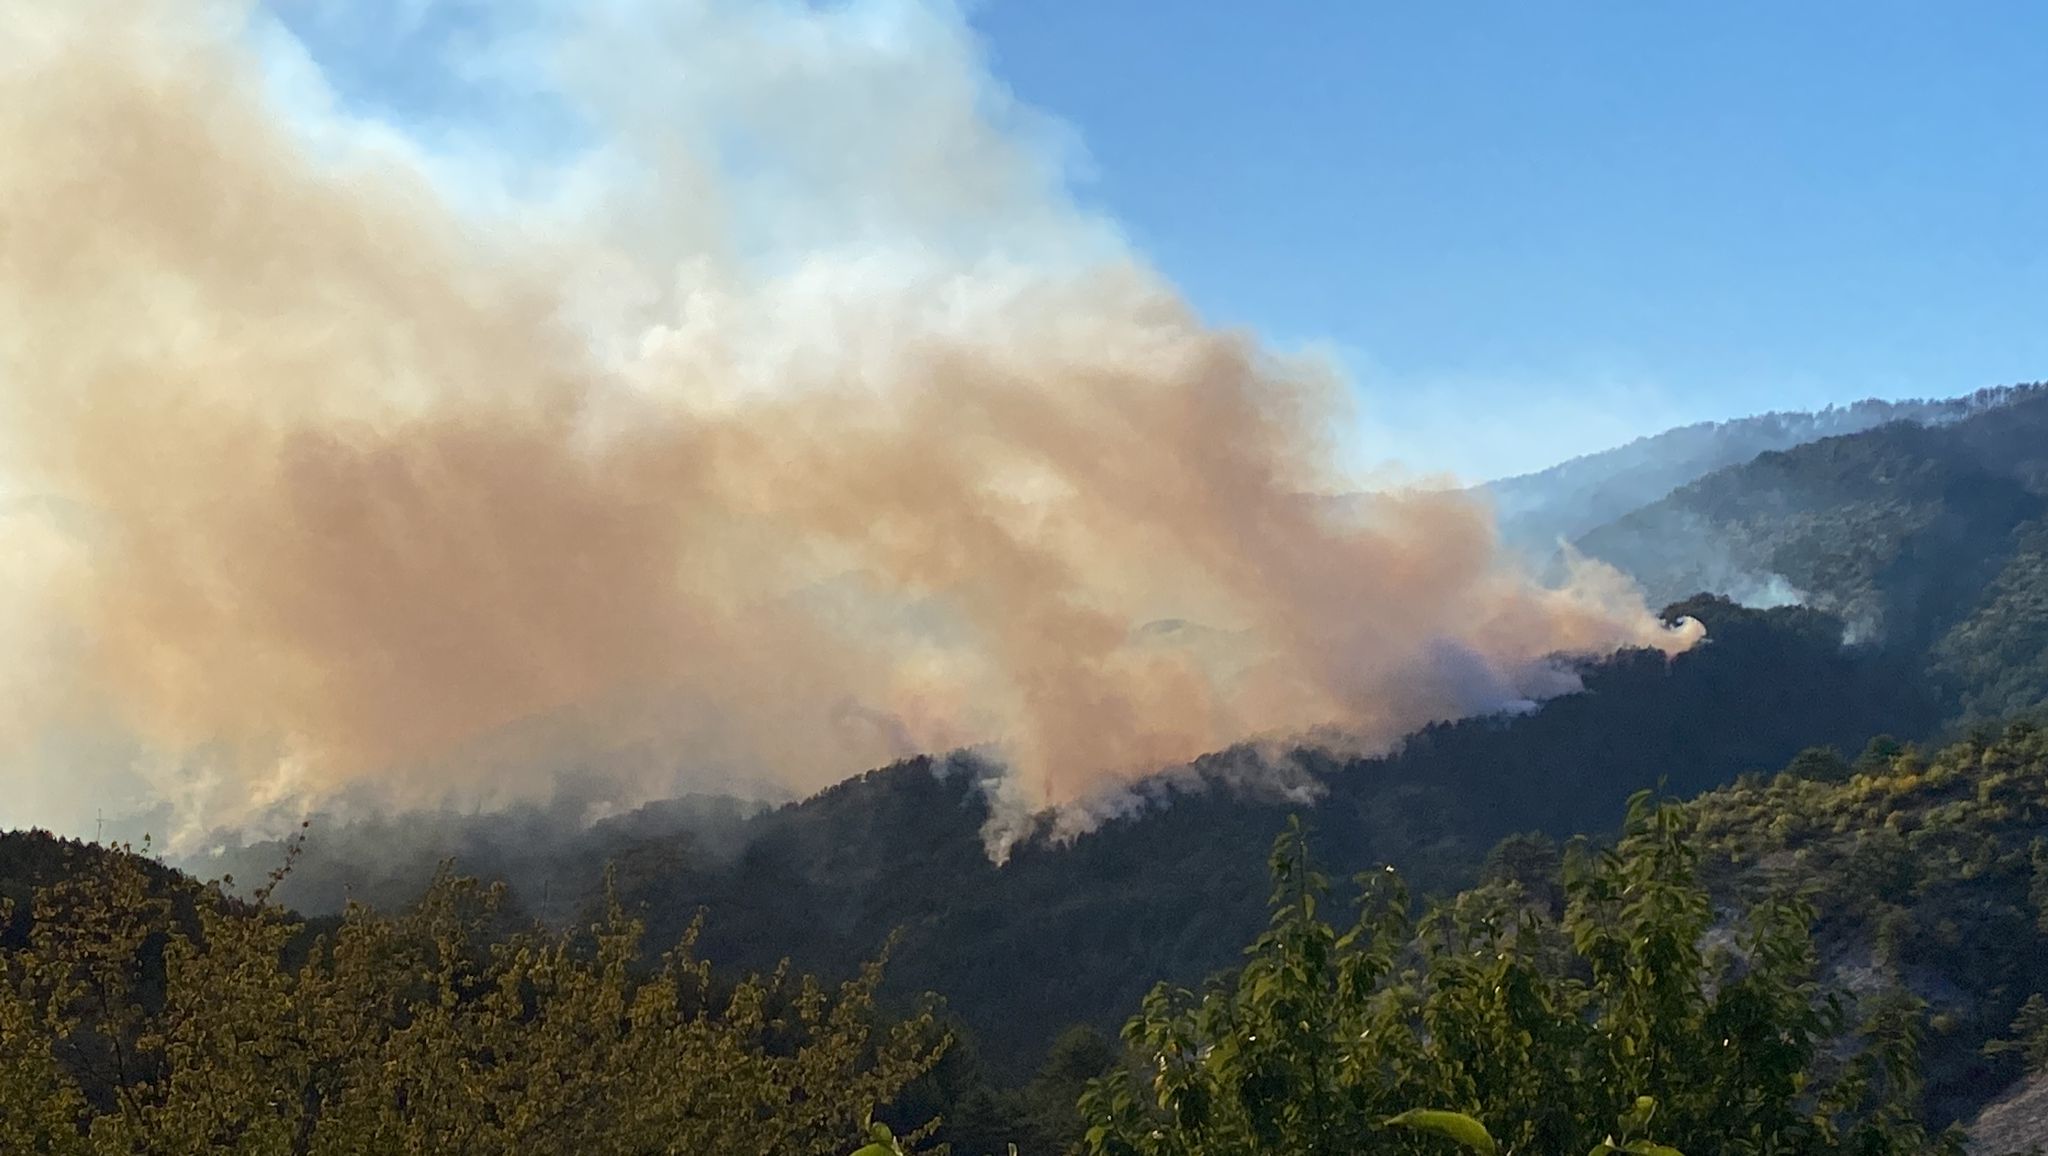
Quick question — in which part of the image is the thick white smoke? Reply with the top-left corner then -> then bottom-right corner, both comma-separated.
0,0 -> 1701,857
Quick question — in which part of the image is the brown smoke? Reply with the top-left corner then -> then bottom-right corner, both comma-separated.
0,1 -> 1700,850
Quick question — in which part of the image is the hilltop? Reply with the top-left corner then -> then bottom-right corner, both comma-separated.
1485,385 -> 2040,554
1579,386 -> 2048,728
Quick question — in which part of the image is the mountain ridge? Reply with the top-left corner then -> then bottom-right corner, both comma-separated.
1577,386 -> 2048,733
180,594 -> 1933,1075
1486,383 -> 2044,553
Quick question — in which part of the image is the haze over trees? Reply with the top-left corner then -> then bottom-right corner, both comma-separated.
13,388 -> 2048,1153
187,593 -> 1934,1074
1487,383 -> 2043,555
4,774 -> 2012,1155
1577,386 -> 2048,733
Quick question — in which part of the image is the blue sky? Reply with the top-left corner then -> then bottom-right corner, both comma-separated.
968,1 -> 2048,476
276,0 -> 2048,480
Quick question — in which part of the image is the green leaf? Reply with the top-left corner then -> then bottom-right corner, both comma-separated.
1384,1109 -> 1500,1156
1591,1138 -> 1683,1156
1623,1095 -> 1658,1130
853,1119 -> 898,1156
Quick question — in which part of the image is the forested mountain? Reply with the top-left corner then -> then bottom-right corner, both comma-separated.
141,383 -> 2048,1107
182,595 -> 1935,1076
1484,385 -> 2039,554
9,720 -> 2047,1152
1578,387 -> 2048,728
18,384 -> 2048,1152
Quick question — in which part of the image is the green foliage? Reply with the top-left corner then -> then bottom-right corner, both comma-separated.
1478,834 -> 1563,914
2032,838 -> 2048,935
0,848 -> 945,1155
1382,1109 -> 1498,1155
1078,802 -> 1961,1156
856,1117 -> 915,1156
884,1019 -> 1118,1154
1855,735 -> 1906,776
168,588 -> 1931,1087
1782,747 -> 1851,783
15,726 -> 2048,1154
1688,720 -> 2048,1119
1985,994 -> 2048,1075
13,716 -> 2048,1149
1385,1100 -> 1686,1156
1931,521 -> 2048,723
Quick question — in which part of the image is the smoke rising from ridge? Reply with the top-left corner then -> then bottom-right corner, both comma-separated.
0,0 -> 1701,855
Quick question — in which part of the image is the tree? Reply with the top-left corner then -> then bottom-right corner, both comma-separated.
1078,800 -> 1961,1156
1782,746 -> 1851,783
0,849 -> 945,1155
1986,994 -> 2048,1075
1856,735 -> 1907,776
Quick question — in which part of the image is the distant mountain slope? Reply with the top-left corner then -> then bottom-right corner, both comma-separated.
1486,385 -> 2041,554
1577,390 -> 2048,725
188,791 -> 766,921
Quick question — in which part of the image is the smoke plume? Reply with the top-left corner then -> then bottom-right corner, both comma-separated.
0,0 -> 1701,854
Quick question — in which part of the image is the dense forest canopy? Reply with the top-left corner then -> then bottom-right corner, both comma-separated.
14,756 -> 2038,1154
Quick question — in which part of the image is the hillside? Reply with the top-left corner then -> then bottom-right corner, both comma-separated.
1485,385 -> 2039,554
183,595 -> 1933,1075
0,830 -> 208,951
1683,722 -> 2048,1130
12,718 -> 2048,1149
1579,389 -> 2048,728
